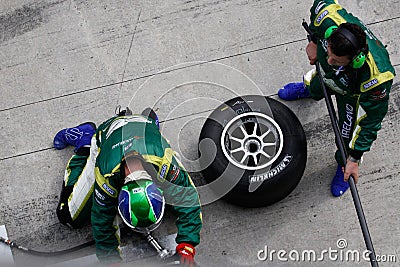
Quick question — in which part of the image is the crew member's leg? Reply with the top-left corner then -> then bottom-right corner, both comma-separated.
331,94 -> 358,196
55,123 -> 97,228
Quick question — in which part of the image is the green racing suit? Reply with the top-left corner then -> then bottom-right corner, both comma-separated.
56,114 -> 202,263
304,0 -> 396,163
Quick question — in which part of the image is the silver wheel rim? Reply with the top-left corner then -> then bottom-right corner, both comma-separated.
221,112 -> 284,170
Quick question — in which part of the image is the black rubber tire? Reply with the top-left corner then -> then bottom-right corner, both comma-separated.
198,95 -> 307,207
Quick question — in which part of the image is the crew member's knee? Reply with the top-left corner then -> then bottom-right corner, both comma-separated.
56,185 -> 81,229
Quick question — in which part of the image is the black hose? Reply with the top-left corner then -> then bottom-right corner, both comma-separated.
0,236 -> 94,257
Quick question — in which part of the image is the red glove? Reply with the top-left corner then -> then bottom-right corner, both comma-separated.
176,243 -> 196,266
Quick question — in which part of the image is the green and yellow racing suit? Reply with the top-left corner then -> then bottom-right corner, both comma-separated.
57,115 -> 202,263
304,0 -> 396,162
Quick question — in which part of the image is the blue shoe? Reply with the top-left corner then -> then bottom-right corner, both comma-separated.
53,122 -> 96,151
331,165 -> 349,197
278,82 -> 311,100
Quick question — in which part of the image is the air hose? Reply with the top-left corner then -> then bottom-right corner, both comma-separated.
0,236 -> 94,256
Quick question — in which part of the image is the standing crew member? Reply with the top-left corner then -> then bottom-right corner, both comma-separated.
278,0 -> 395,196
54,108 -> 202,266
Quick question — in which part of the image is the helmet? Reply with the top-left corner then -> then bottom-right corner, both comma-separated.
118,178 -> 165,233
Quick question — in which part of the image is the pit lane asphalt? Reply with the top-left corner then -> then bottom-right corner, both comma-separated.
1,1 -> 399,266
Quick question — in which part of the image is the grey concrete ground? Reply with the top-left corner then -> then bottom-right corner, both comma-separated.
1,0 -> 399,266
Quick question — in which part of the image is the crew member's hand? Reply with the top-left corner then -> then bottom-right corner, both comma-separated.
343,160 -> 359,183
176,243 -> 196,266
306,41 -> 318,65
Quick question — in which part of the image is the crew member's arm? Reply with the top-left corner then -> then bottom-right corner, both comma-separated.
306,1 -> 339,65
350,82 -> 391,159
161,157 -> 202,245
162,159 -> 202,266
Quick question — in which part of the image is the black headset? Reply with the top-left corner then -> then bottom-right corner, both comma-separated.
325,25 -> 367,68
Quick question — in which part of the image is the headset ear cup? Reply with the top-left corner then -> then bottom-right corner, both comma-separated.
352,52 -> 366,69
325,25 -> 338,39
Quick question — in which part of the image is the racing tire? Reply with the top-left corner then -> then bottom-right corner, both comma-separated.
198,95 -> 307,207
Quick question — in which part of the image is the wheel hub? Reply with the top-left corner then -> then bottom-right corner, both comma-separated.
244,138 -> 261,153
221,112 -> 284,170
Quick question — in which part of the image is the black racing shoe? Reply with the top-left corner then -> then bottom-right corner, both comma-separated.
141,107 -> 160,129
115,105 -> 133,116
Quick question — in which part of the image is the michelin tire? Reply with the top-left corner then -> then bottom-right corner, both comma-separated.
198,95 -> 307,207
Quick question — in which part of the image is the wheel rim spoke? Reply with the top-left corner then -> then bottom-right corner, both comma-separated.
239,125 -> 248,137
262,142 -> 276,147
261,129 -> 271,139
260,150 -> 271,159
230,136 -> 243,144
252,154 -> 259,165
252,123 -> 258,135
240,153 -> 249,164
230,147 -> 243,154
